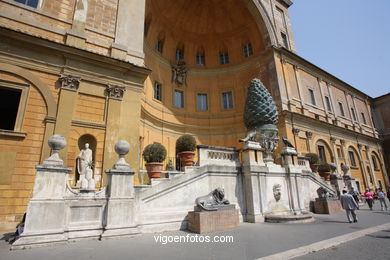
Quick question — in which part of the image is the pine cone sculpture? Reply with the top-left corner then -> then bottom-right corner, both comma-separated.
243,78 -> 278,130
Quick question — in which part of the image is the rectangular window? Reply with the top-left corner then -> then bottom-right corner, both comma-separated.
0,80 -> 29,132
337,148 -> 342,158
308,89 -> 316,106
351,107 -> 357,121
325,96 -> 332,111
153,81 -> 162,101
197,94 -> 208,111
338,102 -> 345,116
176,49 -> 184,61
318,145 -> 326,162
281,32 -> 289,49
243,43 -> 253,58
156,40 -> 163,53
15,0 -> 39,8
222,91 -> 233,109
361,112 -> 367,124
174,90 -> 184,108
196,54 -> 205,66
372,155 -> 378,170
219,52 -> 229,65
349,151 -> 356,167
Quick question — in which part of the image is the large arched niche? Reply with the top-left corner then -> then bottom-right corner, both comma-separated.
141,0 -> 278,149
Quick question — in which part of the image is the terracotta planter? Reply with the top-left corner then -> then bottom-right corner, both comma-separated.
319,171 -> 331,181
145,162 -> 163,178
178,151 -> 195,167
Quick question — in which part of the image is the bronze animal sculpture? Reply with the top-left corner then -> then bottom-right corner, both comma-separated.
195,187 -> 230,211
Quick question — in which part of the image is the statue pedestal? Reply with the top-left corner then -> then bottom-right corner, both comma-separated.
188,209 -> 239,234
314,198 -> 342,214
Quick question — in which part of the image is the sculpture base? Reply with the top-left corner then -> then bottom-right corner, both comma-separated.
314,199 -> 342,214
188,209 -> 239,234
194,204 -> 236,212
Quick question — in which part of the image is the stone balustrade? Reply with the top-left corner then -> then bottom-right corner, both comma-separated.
197,145 -> 240,167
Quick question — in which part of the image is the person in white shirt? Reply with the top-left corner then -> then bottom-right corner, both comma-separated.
377,189 -> 388,211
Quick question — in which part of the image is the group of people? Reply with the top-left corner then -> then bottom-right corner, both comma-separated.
340,186 -> 389,223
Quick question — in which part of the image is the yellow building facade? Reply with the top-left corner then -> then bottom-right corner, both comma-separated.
0,0 -> 388,229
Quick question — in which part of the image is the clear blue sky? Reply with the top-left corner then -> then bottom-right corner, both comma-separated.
289,0 -> 390,98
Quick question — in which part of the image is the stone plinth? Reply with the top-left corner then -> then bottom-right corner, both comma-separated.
188,209 -> 239,234
314,199 -> 342,214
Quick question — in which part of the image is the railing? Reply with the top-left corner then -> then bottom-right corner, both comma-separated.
197,145 -> 240,167
297,156 -> 311,171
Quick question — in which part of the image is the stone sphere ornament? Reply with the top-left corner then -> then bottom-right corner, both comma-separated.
114,140 -> 130,169
115,140 -> 130,156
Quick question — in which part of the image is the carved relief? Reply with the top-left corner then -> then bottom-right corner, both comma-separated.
171,59 -> 188,86
106,85 -> 125,100
305,131 -> 313,139
59,75 -> 81,91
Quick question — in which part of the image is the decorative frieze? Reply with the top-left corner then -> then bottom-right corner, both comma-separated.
106,85 -> 126,100
59,75 -> 81,91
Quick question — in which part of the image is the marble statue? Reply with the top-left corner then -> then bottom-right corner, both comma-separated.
76,143 -> 93,189
195,188 -> 231,211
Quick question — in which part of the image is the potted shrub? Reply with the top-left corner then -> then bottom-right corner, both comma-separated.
318,162 -> 332,181
142,143 -> 167,179
176,135 -> 196,167
305,153 -> 320,172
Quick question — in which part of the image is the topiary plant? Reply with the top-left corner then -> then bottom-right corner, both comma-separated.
176,135 -> 196,153
318,162 -> 331,173
305,153 -> 320,165
142,143 -> 167,163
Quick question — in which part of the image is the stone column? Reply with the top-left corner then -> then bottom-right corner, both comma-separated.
365,146 -> 378,188
305,131 -> 313,152
357,144 -> 370,189
102,85 -> 125,184
111,0 -> 145,65
12,135 -> 71,249
330,137 -> 340,173
242,142 -> 265,223
54,75 -> 81,160
101,140 -> 138,239
66,0 -> 88,48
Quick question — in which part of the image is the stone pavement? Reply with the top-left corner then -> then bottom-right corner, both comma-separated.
0,202 -> 389,260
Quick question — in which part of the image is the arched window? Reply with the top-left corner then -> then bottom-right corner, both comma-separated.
196,46 -> 205,66
175,43 -> 184,61
156,32 -> 165,53
243,42 -> 253,58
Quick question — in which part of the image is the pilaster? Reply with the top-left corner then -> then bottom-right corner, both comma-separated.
54,75 -> 81,161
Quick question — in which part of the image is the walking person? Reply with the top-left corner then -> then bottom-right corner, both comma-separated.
377,189 -> 388,211
340,190 -> 359,223
349,187 -> 360,209
364,189 -> 374,210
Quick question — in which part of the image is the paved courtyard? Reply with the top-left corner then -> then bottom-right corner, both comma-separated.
0,202 -> 389,260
